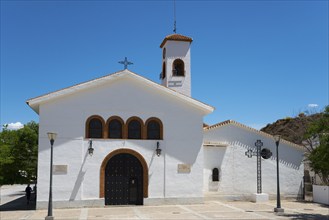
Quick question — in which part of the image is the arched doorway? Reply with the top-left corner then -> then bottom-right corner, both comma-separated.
100,149 -> 148,205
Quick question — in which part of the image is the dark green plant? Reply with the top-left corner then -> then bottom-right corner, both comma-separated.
0,121 -> 38,185
305,106 -> 329,185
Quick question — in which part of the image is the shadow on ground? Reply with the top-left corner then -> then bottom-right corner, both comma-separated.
282,201 -> 329,220
283,213 -> 329,220
0,193 -> 36,211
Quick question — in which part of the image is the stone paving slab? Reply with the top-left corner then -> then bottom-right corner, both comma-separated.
133,205 -> 186,214
141,213 -> 200,219
88,207 -> 135,216
202,211 -> 266,219
223,201 -> 274,211
182,203 -> 235,212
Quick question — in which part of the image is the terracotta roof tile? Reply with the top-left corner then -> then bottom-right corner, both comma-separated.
160,34 -> 193,48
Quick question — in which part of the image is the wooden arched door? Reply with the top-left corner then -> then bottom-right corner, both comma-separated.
105,153 -> 143,205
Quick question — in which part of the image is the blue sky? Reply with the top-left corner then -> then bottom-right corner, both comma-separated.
1,0 -> 328,130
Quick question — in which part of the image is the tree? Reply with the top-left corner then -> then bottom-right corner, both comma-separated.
0,121 -> 38,185
305,106 -> 329,185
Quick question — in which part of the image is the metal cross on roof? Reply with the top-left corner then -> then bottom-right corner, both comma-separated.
118,57 -> 133,69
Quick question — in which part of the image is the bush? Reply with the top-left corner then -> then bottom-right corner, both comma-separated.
306,106 -> 329,185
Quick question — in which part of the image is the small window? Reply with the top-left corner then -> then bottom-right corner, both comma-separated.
162,62 -> 166,79
147,121 -> 160,139
88,118 -> 103,138
146,118 -> 163,140
128,120 -> 142,139
172,59 -> 185,76
212,168 -> 219,182
108,119 -> 123,139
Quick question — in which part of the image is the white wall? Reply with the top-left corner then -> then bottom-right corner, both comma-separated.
37,76 -> 205,206
203,124 -> 304,198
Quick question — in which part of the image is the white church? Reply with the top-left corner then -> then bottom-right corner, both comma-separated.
27,34 -> 305,209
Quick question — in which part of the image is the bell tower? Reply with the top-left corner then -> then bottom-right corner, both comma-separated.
160,34 -> 193,97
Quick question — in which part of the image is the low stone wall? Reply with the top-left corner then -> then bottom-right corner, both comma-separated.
313,185 -> 329,205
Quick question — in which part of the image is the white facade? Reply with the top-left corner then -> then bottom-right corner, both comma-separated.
203,121 -> 305,200
29,70 -> 213,208
27,34 -> 305,209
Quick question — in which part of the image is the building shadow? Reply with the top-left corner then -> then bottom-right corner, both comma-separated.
294,200 -> 329,208
282,201 -> 329,220
0,193 -> 36,211
283,213 -> 329,220
69,150 -> 89,201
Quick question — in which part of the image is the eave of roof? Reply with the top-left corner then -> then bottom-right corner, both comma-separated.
26,69 -> 214,114
204,120 -> 304,150
203,141 -> 229,147
160,34 -> 193,48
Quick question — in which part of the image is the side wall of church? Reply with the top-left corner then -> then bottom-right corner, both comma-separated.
36,77 -> 205,208
203,125 -> 304,199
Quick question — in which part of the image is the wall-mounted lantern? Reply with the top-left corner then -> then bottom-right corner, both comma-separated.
156,141 -> 161,157
88,139 -> 94,156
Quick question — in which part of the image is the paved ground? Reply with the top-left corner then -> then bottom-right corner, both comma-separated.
1,185 -> 328,220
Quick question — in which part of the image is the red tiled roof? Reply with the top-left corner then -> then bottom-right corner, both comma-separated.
160,34 -> 193,48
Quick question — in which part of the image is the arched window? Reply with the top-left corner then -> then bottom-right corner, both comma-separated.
107,117 -> 124,139
172,59 -> 185,76
127,117 -> 143,139
86,116 -> 105,138
212,168 -> 219,182
145,118 -> 163,140
162,62 -> 166,79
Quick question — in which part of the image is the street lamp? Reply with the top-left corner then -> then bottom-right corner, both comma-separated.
274,135 -> 284,213
46,132 -> 57,220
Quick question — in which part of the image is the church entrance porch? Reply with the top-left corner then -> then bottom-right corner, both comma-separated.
100,148 -> 149,206
105,153 -> 143,205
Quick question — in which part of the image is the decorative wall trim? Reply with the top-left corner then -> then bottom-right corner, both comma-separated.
87,116 -> 163,140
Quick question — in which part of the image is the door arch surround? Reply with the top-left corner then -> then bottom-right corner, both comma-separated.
100,148 -> 148,199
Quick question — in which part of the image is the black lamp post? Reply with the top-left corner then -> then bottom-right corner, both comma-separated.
274,135 -> 284,213
46,132 -> 57,220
